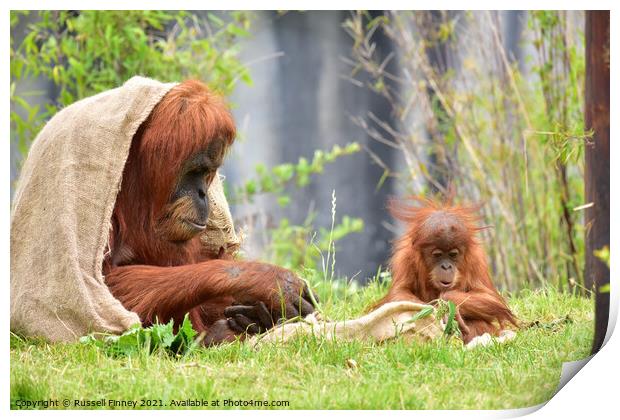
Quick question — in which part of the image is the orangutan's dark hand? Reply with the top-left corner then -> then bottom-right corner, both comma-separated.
225,281 -> 318,335
228,264 -> 317,332
224,301 -> 274,334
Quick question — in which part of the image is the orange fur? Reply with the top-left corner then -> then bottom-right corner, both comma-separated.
373,196 -> 517,343
102,81 -> 310,345
106,80 -> 236,268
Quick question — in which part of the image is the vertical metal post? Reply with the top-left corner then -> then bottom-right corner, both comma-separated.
585,10 -> 610,353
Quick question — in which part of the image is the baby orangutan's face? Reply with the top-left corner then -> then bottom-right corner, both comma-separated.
418,211 -> 469,290
423,245 -> 464,290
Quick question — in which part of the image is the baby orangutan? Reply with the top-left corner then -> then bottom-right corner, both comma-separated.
373,197 -> 517,343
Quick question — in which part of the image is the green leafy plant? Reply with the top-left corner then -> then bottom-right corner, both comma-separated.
433,300 -> 461,337
407,306 -> 434,323
11,10 -> 252,160
442,301 -> 461,337
593,246 -> 610,293
233,142 -> 362,206
593,246 -> 610,268
233,143 -> 364,271
267,207 -> 364,271
79,314 -> 200,357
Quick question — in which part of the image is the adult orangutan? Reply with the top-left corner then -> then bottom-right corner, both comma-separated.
103,80 -> 315,345
373,196 -> 517,343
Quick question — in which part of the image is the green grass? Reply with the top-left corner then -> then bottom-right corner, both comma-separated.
10,279 -> 593,410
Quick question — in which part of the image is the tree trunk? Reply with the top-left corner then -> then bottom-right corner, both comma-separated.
585,10 -> 610,354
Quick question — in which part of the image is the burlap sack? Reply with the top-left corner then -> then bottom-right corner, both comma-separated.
11,76 -> 240,342
251,301 -> 516,349
250,302 -> 444,345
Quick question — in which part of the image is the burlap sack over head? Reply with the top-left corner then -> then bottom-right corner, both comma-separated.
11,76 -> 240,342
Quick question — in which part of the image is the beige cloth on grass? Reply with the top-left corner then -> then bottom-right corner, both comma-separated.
11,76 -> 240,342
251,301 -> 516,349
251,301 -> 443,345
